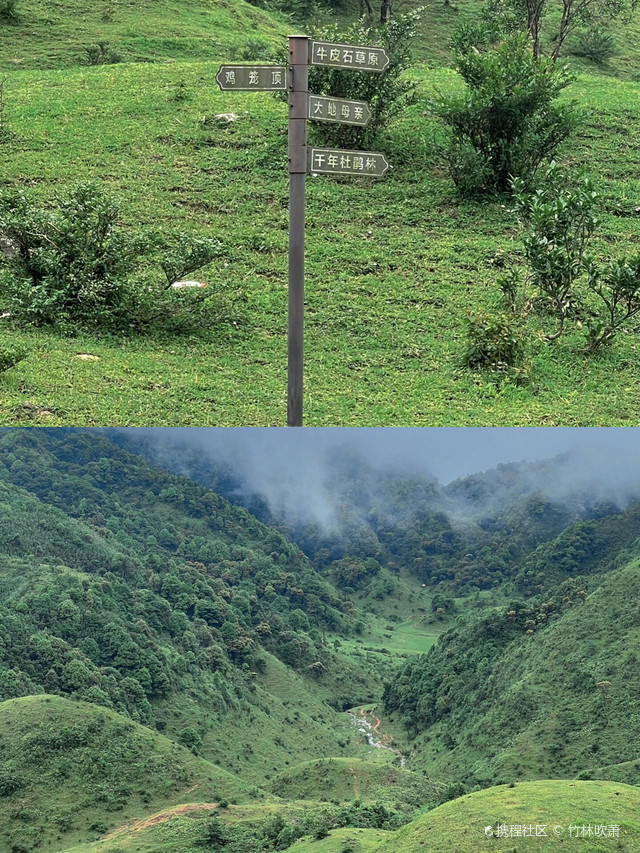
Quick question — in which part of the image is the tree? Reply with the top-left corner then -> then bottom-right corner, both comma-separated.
485,0 -> 638,58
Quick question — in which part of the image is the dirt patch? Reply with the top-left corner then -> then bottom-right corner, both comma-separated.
349,766 -> 360,799
101,802 -> 219,841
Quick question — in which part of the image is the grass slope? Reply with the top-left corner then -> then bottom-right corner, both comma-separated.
267,757 -> 435,805
0,694 -> 254,852
374,780 -> 640,853
0,0 -> 286,71
2,59 -> 640,424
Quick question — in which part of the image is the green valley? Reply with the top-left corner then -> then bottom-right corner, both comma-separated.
0,428 -> 638,852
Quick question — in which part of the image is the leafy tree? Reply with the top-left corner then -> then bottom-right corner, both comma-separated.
485,0 -> 638,58
177,726 -> 202,754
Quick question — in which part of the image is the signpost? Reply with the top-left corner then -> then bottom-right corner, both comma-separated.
215,65 -> 287,90
216,36 -> 391,426
307,95 -> 371,126
309,147 -> 390,176
310,40 -> 390,71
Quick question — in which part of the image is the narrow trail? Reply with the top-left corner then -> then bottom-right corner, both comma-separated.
101,802 -> 219,841
349,765 -> 360,799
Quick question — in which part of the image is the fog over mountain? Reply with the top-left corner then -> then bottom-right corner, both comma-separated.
101,428 -> 640,535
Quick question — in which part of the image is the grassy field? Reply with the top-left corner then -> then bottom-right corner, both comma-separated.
2,0 -> 640,424
0,0 -> 287,71
2,54 -> 640,424
375,780 -> 640,853
267,756 -> 436,804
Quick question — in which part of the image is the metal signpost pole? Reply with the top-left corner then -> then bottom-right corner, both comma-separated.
216,39 -> 388,425
287,35 -> 309,427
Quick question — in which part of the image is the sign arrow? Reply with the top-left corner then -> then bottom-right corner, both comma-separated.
310,40 -> 390,72
308,147 -> 390,177
216,65 -> 287,91
308,94 -> 371,126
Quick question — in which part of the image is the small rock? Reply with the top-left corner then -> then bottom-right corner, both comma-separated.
0,234 -> 19,259
76,353 -> 100,360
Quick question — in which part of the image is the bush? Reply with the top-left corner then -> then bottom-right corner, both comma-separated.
0,0 -> 17,22
490,165 -> 640,353
512,164 -> 598,340
430,29 -> 577,194
569,28 -> 616,64
277,9 -> 421,149
0,182 -> 226,334
176,726 -> 202,754
463,309 -> 531,381
84,41 -> 121,65
585,255 -> 640,351
0,343 -> 27,373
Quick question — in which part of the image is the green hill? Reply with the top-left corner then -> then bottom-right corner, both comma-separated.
374,780 -> 640,853
0,429 -> 376,784
0,0 -> 286,71
383,556 -> 640,785
0,694 -> 253,852
267,757 -> 438,805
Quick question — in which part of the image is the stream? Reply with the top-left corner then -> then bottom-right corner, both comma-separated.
347,711 -> 407,769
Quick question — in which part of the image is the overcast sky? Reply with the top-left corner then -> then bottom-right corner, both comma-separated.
121,427 -> 640,484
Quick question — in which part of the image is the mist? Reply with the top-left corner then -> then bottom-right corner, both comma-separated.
104,427 -> 640,532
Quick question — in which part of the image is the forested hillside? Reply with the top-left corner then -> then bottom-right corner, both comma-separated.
0,428 -> 639,852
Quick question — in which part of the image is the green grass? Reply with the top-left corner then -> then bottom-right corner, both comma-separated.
2,0 -> 640,425
0,694 -> 255,852
374,780 -> 640,853
0,0 -> 286,71
288,828 -> 391,853
2,58 -> 640,424
267,756 -> 437,804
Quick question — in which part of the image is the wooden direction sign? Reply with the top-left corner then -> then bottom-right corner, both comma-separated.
310,40 -> 390,72
308,95 -> 371,126
216,65 -> 287,91
309,147 -> 390,177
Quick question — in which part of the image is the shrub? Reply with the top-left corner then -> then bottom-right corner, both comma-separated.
430,29 -> 576,194
0,182 -> 226,334
463,309 -> 530,381
569,28 -> 616,64
84,41 -> 121,65
177,726 -> 202,754
0,771 -> 26,796
201,815 -> 227,845
511,164 -> 599,340
490,165 -> 640,353
585,255 -> 640,351
0,343 -> 27,373
0,0 -> 17,22
240,40 -> 273,62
